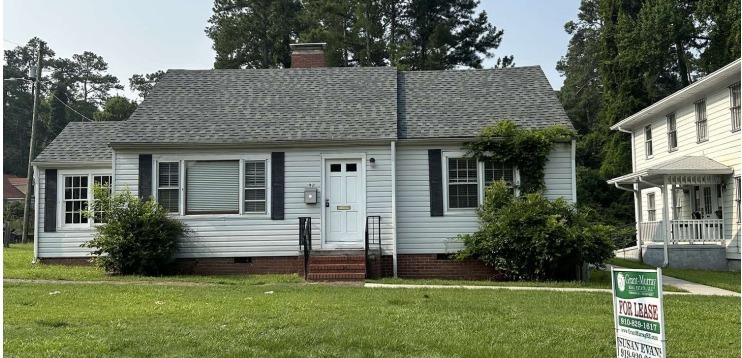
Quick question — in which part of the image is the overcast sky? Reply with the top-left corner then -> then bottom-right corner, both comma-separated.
4,0 -> 580,99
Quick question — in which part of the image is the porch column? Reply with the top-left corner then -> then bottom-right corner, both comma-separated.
662,175 -> 670,267
635,181 -> 643,262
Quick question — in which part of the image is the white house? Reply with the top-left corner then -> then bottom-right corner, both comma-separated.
31,44 -> 576,280
608,59 -> 741,271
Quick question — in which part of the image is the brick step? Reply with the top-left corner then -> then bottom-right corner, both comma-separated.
310,255 -> 365,263
309,263 -> 366,273
307,272 -> 366,281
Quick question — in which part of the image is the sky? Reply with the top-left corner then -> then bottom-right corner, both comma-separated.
3,0 -> 580,99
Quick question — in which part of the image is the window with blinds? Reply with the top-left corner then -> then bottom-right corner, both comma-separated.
186,161 -> 239,214
158,162 -> 180,213
695,99 -> 708,142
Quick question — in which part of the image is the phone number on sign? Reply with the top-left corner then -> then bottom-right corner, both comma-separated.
619,316 -> 658,333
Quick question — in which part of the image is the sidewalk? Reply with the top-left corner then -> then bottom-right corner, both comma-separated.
607,264 -> 739,297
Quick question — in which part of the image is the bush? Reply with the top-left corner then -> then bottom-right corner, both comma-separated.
456,181 -> 615,281
82,186 -> 188,276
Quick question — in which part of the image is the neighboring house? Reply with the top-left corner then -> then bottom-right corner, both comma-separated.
3,174 -> 25,203
31,43 -> 576,280
608,59 -> 741,271
8,176 -> 28,196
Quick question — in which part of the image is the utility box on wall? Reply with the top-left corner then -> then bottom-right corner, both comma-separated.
304,187 -> 318,204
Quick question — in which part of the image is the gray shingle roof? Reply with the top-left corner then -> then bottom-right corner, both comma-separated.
114,67 -> 398,145
652,156 -> 733,173
33,122 -> 122,164
397,66 -> 572,139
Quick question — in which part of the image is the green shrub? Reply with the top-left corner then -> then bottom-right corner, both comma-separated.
456,181 -> 615,281
82,186 -> 188,276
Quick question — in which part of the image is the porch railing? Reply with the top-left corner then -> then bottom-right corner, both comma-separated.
639,219 -> 724,244
298,217 -> 312,280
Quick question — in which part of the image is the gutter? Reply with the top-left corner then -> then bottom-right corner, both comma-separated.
390,141 -> 398,277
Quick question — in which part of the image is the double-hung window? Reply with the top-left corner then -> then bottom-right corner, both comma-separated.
695,99 -> 708,142
60,172 -> 112,228
666,113 -> 677,151
730,82 -> 740,131
644,124 -> 653,157
447,158 -> 479,209
647,193 -> 656,221
735,176 -> 741,224
186,160 -> 240,215
157,162 -> 180,213
244,161 -> 267,213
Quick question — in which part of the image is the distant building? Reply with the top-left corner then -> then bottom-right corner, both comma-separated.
3,174 -> 26,203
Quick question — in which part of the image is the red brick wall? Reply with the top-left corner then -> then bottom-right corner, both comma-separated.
40,257 -> 92,266
174,256 -> 304,276
395,254 -> 501,281
291,53 -> 325,68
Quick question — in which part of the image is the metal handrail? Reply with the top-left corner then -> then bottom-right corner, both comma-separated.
365,216 -> 382,278
298,217 -> 312,280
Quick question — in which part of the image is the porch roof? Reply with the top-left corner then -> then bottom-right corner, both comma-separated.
607,156 -> 733,186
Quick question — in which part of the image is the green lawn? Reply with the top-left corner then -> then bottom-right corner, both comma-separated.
609,258 -> 741,293
4,283 -> 740,357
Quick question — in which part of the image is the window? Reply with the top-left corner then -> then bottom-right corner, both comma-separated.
736,177 -> 741,224
695,99 -> 708,142
647,193 -> 656,221
447,158 -> 479,209
60,172 -> 111,227
483,160 -> 514,186
157,162 -> 180,213
644,125 -> 653,157
672,188 -> 681,220
186,160 -> 239,214
666,113 -> 677,151
244,160 -> 267,213
703,186 -> 712,216
730,83 -> 740,131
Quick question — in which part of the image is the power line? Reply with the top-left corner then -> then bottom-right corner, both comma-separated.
52,94 -> 94,122
3,39 -> 22,46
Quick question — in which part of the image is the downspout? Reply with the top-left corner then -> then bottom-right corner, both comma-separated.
32,166 -> 40,264
390,140 -> 398,277
639,177 -> 669,267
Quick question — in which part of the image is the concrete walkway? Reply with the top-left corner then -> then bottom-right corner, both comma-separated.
365,283 -> 697,295
606,264 -> 740,297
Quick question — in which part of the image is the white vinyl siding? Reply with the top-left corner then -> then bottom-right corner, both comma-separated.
186,160 -> 239,214
631,81 -> 741,259
396,142 -> 575,254
644,125 -> 653,157
730,82 -> 740,131
695,99 -> 708,142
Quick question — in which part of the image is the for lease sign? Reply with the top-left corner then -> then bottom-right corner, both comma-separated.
611,268 -> 666,358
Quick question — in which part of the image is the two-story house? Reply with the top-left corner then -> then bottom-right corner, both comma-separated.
608,59 -> 741,271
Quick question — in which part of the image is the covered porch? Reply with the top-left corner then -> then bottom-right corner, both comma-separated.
609,156 -> 734,248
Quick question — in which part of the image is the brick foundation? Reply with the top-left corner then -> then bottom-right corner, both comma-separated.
395,254 -> 501,280
174,256 -> 304,276
40,257 -> 93,266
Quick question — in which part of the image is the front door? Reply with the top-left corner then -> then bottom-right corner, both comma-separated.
692,185 -> 721,218
324,159 -> 363,246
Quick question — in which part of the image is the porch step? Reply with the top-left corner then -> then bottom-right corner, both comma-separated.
310,255 -> 365,263
307,272 -> 366,281
309,263 -> 365,272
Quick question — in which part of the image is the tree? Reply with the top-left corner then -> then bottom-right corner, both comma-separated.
399,0 -> 512,70
129,70 -> 165,100
206,0 -> 304,69
93,96 -> 138,122
68,51 -> 123,107
42,85 -> 71,147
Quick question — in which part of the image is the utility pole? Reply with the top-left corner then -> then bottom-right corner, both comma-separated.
22,43 -> 43,244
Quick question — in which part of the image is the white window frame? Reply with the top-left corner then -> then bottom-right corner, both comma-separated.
695,98 -> 708,143
646,193 -> 656,222
735,176 -> 741,224
156,161 -> 180,214
153,154 -> 270,218
644,124 -> 653,158
666,112 -> 677,152
57,169 -> 112,230
442,151 -> 519,214
730,82 -> 741,132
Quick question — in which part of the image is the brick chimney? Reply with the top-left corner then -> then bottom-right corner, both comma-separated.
290,43 -> 326,68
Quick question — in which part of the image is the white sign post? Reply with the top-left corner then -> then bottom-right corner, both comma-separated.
611,267 -> 666,358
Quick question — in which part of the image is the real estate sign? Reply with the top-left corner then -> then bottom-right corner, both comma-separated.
611,267 -> 666,358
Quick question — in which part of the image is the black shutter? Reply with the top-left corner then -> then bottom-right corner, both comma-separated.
44,169 -> 58,232
139,154 -> 153,201
428,149 -> 443,217
271,152 -> 285,220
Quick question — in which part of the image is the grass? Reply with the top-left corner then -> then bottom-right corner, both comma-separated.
3,244 -> 302,286
609,258 -> 741,293
4,283 -> 740,357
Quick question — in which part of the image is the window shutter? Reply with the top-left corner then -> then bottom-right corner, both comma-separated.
428,149 -> 443,216
186,161 -> 239,213
138,154 -> 153,201
271,152 -> 285,220
44,169 -> 58,232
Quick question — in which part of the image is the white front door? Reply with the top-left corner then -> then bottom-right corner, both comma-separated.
324,159 -> 364,246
